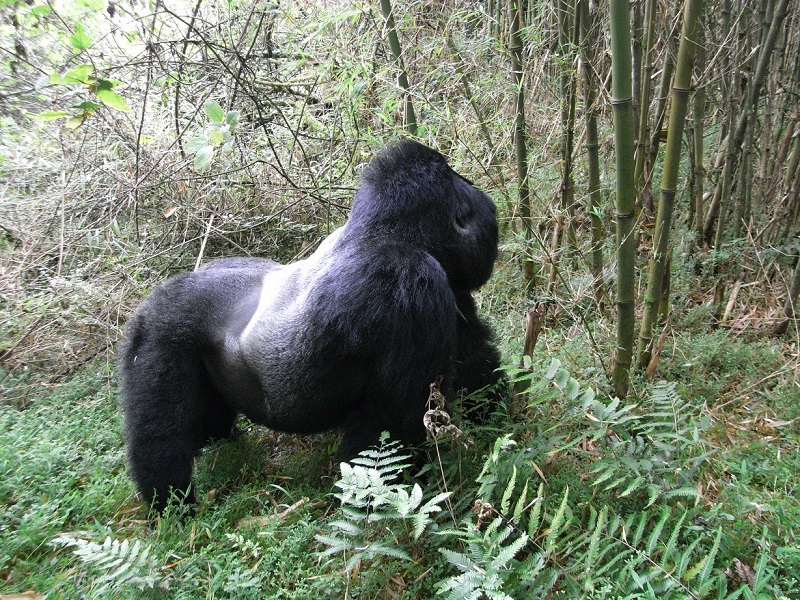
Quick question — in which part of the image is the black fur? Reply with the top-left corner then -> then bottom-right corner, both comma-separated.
118,140 -> 501,512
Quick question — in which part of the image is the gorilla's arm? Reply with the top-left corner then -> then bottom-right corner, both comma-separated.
452,290 -> 504,419
311,241 -> 460,457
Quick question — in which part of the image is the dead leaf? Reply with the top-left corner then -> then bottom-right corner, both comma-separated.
725,557 -> 755,584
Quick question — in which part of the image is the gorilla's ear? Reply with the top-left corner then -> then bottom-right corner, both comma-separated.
454,203 -> 474,232
453,176 -> 488,233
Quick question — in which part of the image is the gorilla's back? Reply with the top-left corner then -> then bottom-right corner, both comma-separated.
212,228 -> 368,431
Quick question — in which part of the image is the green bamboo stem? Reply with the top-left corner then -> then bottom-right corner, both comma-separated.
645,4 -> 678,215
609,0 -> 636,398
549,0 -> 579,295
509,0 -> 534,285
379,0 -> 417,136
579,0 -> 604,304
632,0 -> 643,139
633,0 -> 656,197
636,0 -> 703,371
692,21 -> 706,240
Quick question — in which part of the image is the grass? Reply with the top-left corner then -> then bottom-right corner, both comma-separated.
1,2 -> 798,596
1,314 -> 798,598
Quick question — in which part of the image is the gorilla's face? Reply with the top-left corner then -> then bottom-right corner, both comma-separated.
349,140 -> 499,292
444,173 -> 498,291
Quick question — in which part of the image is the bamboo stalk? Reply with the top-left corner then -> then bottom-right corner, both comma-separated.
773,246 -> 800,337
379,0 -> 417,136
549,0 -> 580,295
692,19 -> 706,240
636,0 -> 703,371
508,0 -> 534,285
609,0 -> 637,398
579,0 -> 604,304
633,0 -> 657,198
632,0 -> 643,141
645,4 -> 678,215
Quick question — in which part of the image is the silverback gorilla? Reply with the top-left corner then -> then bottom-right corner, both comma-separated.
118,140 -> 502,512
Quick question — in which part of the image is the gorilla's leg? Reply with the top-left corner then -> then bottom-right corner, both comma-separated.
339,396 -> 429,461
120,338 -> 235,512
201,388 -> 238,445
338,411 -> 387,461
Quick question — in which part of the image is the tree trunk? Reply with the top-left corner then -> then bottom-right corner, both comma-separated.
509,0 -> 534,285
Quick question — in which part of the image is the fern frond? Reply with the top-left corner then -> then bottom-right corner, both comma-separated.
489,532 -> 528,571
544,486 -> 570,552
585,505 -> 608,571
52,534 -> 160,593
511,480 -> 529,526
526,485 -> 544,537
500,465 -> 517,515
647,506 -> 671,557
440,548 -> 478,574
317,432 -> 449,574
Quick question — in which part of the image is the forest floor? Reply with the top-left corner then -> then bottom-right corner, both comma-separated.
2,233 -> 799,598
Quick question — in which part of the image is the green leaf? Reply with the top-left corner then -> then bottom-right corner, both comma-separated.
193,146 -> 214,171
72,101 -> 102,110
185,136 -> 208,154
78,0 -> 104,9
69,24 -> 92,50
579,388 -> 596,408
351,80 -> 368,98
58,65 -> 93,85
500,465 -> 516,514
564,378 -> 581,399
36,110 -> 70,120
545,358 -> 561,379
96,88 -> 130,112
65,114 -> 88,129
204,100 -> 225,123
225,110 -> 239,128
208,130 -> 225,146
554,369 -> 570,390
92,78 -> 114,92
31,5 -> 52,16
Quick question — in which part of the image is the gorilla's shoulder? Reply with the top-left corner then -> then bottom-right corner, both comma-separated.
313,240 -> 454,327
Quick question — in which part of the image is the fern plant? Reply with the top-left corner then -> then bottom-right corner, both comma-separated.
439,447 -> 780,599
543,359 -> 710,506
437,517 -> 529,600
315,432 -> 451,573
435,361 -> 784,599
51,533 -> 164,595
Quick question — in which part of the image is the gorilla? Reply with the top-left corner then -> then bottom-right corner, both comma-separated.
118,139 -> 502,512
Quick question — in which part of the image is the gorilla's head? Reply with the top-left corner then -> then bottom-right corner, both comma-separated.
349,139 -> 498,291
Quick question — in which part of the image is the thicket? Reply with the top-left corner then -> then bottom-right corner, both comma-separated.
1,0 -> 799,598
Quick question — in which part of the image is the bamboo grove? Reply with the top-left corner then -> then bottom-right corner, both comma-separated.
486,0 -> 799,396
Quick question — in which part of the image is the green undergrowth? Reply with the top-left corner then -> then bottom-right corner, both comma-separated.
1,330 -> 798,599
